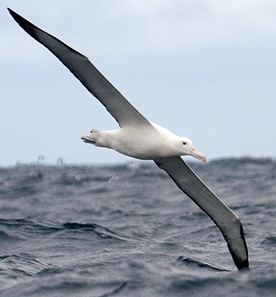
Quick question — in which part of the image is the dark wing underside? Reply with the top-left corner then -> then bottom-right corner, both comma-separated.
8,8 -> 151,129
154,156 -> 249,270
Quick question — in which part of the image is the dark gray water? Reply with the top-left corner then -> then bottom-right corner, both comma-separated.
0,157 -> 275,296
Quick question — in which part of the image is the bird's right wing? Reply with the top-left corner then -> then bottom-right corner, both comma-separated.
154,156 -> 249,270
8,8 -> 151,129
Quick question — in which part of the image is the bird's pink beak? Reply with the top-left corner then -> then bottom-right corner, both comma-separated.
190,146 -> 207,163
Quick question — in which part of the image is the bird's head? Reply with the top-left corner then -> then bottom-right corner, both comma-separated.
177,137 -> 207,163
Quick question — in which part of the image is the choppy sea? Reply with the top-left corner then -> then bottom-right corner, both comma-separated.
0,157 -> 275,296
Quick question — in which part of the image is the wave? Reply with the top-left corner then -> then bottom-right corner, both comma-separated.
0,218 -> 139,244
177,256 -> 229,272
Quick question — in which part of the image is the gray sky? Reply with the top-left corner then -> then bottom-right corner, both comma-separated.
1,0 -> 276,166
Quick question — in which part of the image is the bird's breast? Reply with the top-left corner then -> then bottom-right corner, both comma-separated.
102,128 -> 176,160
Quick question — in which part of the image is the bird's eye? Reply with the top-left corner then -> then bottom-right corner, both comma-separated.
183,142 -> 187,145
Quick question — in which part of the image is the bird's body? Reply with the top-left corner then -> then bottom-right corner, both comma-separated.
8,8 -> 249,270
83,122 -> 205,161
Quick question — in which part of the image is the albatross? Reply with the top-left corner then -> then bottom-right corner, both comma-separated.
8,8 -> 249,270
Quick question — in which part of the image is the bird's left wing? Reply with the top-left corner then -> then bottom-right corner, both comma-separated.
8,8 -> 151,129
154,156 -> 249,270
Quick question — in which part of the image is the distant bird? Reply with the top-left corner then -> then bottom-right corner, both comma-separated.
56,158 -> 64,166
37,154 -> 45,164
9,8 -> 249,270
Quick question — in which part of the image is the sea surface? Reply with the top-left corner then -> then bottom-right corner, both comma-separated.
0,157 -> 275,296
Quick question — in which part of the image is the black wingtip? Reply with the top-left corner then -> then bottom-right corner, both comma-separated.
233,255 -> 249,271
8,8 -> 40,40
8,8 -> 27,24
229,224 -> 249,271
7,8 -> 16,19
8,8 -> 20,20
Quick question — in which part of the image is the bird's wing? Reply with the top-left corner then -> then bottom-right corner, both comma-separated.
8,8 -> 151,128
154,156 -> 249,270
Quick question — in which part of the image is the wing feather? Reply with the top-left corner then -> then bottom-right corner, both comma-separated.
8,8 -> 150,128
155,156 -> 249,270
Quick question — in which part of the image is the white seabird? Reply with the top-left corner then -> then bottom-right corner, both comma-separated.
8,8 -> 249,270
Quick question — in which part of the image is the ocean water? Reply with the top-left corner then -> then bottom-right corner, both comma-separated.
0,157 -> 275,296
